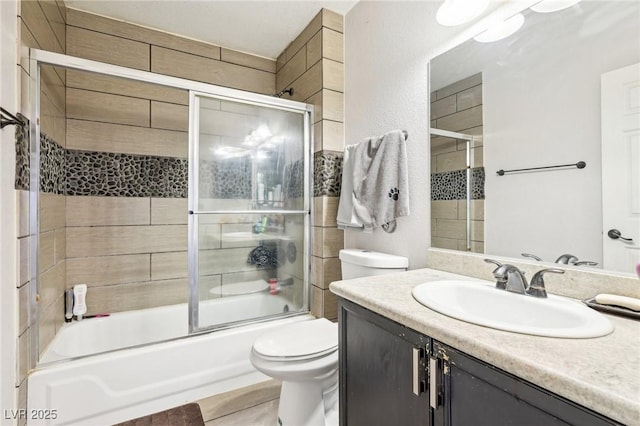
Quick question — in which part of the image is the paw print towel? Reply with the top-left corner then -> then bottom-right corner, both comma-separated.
337,129 -> 410,232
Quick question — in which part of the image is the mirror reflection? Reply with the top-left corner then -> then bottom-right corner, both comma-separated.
430,1 -> 640,274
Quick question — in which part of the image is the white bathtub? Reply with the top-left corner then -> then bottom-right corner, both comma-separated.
28,293 -> 309,425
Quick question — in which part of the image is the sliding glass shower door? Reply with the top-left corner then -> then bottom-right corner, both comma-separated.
188,92 -> 312,332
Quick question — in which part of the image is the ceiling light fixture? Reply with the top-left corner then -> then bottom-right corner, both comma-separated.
473,13 -> 525,43
530,0 -> 582,13
436,0 -> 490,26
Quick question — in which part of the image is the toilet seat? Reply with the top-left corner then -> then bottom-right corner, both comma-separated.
252,318 -> 338,361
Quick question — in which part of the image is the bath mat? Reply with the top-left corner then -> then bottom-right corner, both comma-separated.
114,402 -> 204,426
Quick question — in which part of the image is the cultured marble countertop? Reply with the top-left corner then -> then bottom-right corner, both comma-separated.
329,268 -> 640,426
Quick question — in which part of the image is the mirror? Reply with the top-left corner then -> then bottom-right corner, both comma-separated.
430,1 -> 640,275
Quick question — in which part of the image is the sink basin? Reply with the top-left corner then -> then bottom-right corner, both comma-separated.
412,280 -> 614,338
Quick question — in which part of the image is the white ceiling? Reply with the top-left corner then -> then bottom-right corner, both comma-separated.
64,0 -> 359,59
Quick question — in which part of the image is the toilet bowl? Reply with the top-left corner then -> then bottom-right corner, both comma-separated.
250,318 -> 339,426
250,249 -> 408,426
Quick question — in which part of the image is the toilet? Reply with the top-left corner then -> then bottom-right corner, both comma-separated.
250,249 -> 408,426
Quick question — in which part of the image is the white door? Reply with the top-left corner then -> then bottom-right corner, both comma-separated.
601,63 -> 640,274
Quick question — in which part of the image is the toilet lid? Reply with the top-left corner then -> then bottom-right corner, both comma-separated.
253,318 -> 338,359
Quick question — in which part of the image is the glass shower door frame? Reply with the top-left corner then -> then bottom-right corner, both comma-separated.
188,90 -> 313,334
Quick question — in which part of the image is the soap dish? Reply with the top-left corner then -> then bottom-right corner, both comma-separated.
583,298 -> 640,320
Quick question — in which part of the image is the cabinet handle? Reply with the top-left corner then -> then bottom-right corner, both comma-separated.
412,347 -> 421,395
429,357 -> 437,409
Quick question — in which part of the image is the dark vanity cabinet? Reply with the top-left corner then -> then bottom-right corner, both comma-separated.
339,299 -> 432,426
338,299 -> 621,426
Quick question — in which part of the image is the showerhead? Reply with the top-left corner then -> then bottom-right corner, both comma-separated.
274,87 -> 294,98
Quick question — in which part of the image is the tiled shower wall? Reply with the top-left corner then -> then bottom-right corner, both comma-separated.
15,0 -> 67,422
430,73 -> 485,253
275,9 -> 345,320
15,5 -> 345,399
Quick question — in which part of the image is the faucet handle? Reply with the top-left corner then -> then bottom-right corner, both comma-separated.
484,259 -> 507,290
527,268 -> 564,298
573,260 -> 598,267
521,253 -> 543,261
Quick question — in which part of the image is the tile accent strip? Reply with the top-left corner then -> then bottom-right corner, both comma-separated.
431,167 -> 485,200
16,122 -> 342,199
314,151 -> 343,197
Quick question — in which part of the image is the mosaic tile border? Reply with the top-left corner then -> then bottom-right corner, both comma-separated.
431,167 -> 485,200
314,151 -> 343,197
16,123 -> 329,199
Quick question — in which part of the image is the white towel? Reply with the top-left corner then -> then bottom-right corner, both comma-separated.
337,130 -> 410,232
336,144 -> 365,230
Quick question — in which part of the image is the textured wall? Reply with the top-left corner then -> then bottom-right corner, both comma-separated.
344,2 -> 433,269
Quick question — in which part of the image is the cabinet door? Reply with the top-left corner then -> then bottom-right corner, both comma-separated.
339,300 -> 431,426
434,341 -> 621,426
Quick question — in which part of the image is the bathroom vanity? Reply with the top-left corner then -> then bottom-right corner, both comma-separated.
330,269 -> 640,426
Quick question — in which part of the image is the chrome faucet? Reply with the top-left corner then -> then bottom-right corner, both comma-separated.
484,259 -> 527,294
484,259 -> 565,298
555,254 -> 579,264
527,268 -> 565,298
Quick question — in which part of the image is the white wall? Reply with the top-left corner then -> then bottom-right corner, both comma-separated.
0,0 -> 19,420
344,1 -> 467,269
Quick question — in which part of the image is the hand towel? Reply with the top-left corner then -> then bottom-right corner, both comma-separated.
352,129 -> 410,231
336,144 -> 365,230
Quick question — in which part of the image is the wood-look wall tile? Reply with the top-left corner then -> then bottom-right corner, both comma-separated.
41,65 -> 65,113
38,296 -> 58,355
306,31 -> 322,68
151,198 -> 188,224
430,135 -> 458,156
322,89 -> 343,123
313,196 -> 338,227
19,20 -> 37,74
321,227 -> 343,258
313,121 -> 322,152
20,0 -> 63,54
322,29 -> 343,63
431,237 -> 459,251
39,260 -> 65,308
306,91 -> 322,123
40,193 -> 65,232
276,51 -> 287,73
67,119 -> 188,158
18,190 -> 29,237
66,196 -> 150,227
322,59 -> 344,93
322,9 -> 344,33
39,0 -> 65,50
320,120 -> 343,152
17,328 -> 30,384
221,48 -> 276,73
67,88 -> 150,127
435,219 -> 466,240
67,26 -> 150,71
40,90 -> 66,146
67,8 -> 221,61
310,285 -> 337,320
287,61 -> 322,102
435,149 -> 466,173
151,46 -> 274,95
39,230 -> 55,274
457,200 -> 485,221
431,94 -> 457,120
435,73 -> 482,100
18,282 -> 30,334
457,84 -> 482,111
285,12 -> 322,60
151,101 -> 189,132
86,278 -> 188,314
67,254 -> 151,286
276,48 -> 306,93
66,225 -> 187,257
432,200 -> 458,220
199,247 -> 259,276
151,251 -> 187,280
19,237 -> 30,286
67,70 -> 189,105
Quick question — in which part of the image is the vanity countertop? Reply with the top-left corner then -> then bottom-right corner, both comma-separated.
329,268 -> 640,426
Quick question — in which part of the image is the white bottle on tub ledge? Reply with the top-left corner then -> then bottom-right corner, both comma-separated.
72,284 -> 87,321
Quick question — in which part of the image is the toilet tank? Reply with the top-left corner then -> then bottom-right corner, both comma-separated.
339,249 -> 409,279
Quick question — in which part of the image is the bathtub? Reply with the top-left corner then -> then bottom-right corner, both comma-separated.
28,292 -> 309,425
